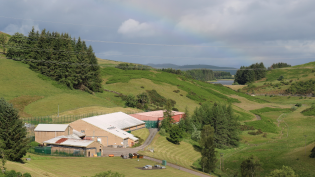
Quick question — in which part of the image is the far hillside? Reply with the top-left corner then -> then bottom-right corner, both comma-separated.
239,61 -> 315,96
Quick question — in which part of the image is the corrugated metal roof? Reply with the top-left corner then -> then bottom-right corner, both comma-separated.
82,112 -> 145,130
81,112 -> 140,141
44,137 -> 95,147
73,129 -> 85,137
34,124 -> 69,132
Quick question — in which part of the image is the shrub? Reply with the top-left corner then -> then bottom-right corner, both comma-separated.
92,170 -> 125,177
248,129 -> 263,135
159,128 -> 167,136
172,108 -> 179,111
288,96 -> 291,99
262,133 -> 267,138
295,103 -> 302,107
240,125 -> 255,131
291,106 -> 297,111
277,75 -> 284,81
140,86 -> 144,89
180,94 -> 183,96
173,90 -> 180,93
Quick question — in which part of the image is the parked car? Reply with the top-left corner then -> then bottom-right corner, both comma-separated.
143,165 -> 152,169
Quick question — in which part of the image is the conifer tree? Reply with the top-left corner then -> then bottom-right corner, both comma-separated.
214,104 -> 229,148
199,124 -> 216,173
226,104 -> 240,147
0,98 -> 29,161
161,99 -> 174,132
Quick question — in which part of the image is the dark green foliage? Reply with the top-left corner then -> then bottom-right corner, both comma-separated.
286,79 -> 315,95
0,98 -> 29,161
191,103 -> 240,148
146,89 -> 176,108
277,75 -> 284,81
234,62 -> 267,85
167,124 -> 183,144
132,136 -> 144,148
172,108 -> 179,111
270,62 -> 291,69
6,28 -> 102,92
115,63 -> 151,70
0,33 -> 8,54
160,100 -> 174,132
268,166 -> 297,177
295,103 -> 302,107
248,129 -> 263,135
240,125 -> 255,131
3,170 -> 32,177
124,94 -> 137,108
199,125 -> 216,173
240,155 -> 261,177
301,104 -> 315,116
92,170 -> 125,177
185,69 -> 215,81
213,71 -> 233,79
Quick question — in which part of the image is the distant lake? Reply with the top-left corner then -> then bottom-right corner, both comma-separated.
209,80 -> 234,85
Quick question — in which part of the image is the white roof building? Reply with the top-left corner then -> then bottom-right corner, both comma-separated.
81,112 -> 143,141
34,124 -> 69,132
44,137 -> 95,147
82,112 -> 145,130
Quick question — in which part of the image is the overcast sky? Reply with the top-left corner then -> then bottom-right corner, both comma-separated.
1,0 -> 315,68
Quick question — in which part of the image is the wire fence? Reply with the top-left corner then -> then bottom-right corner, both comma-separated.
22,111 -> 143,125
28,146 -> 86,157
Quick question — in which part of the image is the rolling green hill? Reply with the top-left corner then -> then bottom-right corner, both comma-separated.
239,61 -> 315,96
1,53 -> 265,118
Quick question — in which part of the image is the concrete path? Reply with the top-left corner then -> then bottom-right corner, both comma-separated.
143,156 -> 212,177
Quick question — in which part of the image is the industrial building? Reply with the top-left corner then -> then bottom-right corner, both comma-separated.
34,124 -> 73,143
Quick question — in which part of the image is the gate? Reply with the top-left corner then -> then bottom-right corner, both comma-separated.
144,121 -> 158,129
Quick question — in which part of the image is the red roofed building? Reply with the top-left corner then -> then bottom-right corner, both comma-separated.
129,110 -> 185,128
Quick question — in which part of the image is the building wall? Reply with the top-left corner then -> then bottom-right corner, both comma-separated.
122,123 -> 145,131
35,126 -> 73,144
70,119 -> 134,147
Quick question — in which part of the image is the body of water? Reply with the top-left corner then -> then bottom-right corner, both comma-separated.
209,80 -> 234,85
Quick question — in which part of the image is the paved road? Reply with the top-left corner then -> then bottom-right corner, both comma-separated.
143,156 -> 212,177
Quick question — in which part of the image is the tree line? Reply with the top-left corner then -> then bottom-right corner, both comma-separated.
5,28 -> 102,92
234,62 -> 267,85
269,62 -> 291,69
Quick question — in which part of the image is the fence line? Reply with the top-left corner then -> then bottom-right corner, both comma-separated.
23,111 -> 144,125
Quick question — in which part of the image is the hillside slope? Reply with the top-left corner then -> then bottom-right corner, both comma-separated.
239,61 -> 315,95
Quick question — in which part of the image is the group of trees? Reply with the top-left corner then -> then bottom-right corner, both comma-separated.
269,62 -> 291,69
115,63 -> 152,70
185,69 -> 215,81
234,63 -> 266,85
189,103 -> 240,149
286,79 -> 315,95
6,28 -> 102,92
213,71 -> 233,79
121,90 -> 176,111
158,68 -> 232,81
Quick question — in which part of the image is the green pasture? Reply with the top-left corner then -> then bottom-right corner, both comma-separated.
131,128 -> 150,143
5,154 -> 196,177
138,134 -> 202,170
212,104 -> 315,176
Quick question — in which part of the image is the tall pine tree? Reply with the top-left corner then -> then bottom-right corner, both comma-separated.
199,124 -> 217,173
0,98 -> 29,161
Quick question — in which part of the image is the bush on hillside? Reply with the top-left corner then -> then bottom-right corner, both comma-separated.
286,79 -> 315,95
248,129 -> 263,135
295,103 -> 302,107
159,128 -> 167,136
301,105 -> 315,116
92,170 -> 125,177
240,125 -> 255,131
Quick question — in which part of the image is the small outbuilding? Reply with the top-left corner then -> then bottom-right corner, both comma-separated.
43,137 -> 103,157
34,124 -> 73,144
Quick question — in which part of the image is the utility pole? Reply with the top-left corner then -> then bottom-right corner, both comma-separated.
58,104 -> 59,118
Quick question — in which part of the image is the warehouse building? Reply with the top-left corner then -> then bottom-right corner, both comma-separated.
43,137 -> 103,157
70,112 -> 145,147
34,124 -> 73,144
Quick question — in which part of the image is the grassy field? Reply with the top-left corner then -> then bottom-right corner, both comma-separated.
131,128 -> 150,142
5,154 -> 196,177
139,134 -> 201,170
